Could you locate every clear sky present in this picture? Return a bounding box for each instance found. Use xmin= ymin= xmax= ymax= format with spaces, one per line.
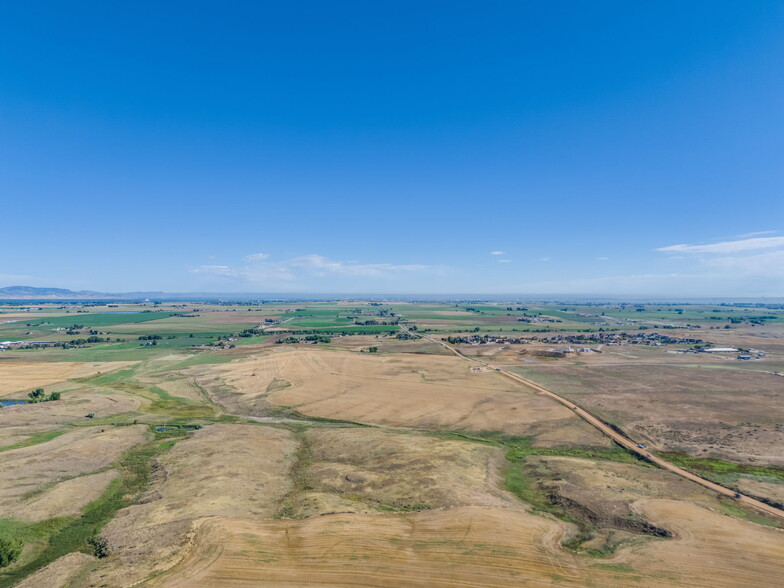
xmin=1 ymin=1 xmax=782 ymax=296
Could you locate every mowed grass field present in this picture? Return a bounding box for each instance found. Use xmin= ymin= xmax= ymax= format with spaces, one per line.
xmin=1 ymin=299 xmax=784 ymax=586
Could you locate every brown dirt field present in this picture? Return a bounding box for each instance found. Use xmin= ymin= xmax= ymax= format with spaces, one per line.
xmin=195 ymin=348 xmax=610 ymax=447
xmin=17 ymin=470 xmax=120 ymax=522
xmin=0 ymin=391 xmax=140 ymax=447
xmin=15 ymin=552 xmax=95 ymax=588
xmin=297 ymin=428 xmax=516 ymax=516
xmin=515 ymin=362 xmax=784 ymax=465
xmin=0 ymin=361 xmax=135 ymax=397
xmin=0 ymin=425 xmax=148 ymax=517
xmin=82 ymin=424 xmax=297 ymax=587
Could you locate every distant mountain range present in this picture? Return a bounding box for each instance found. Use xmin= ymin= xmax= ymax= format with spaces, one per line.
xmin=0 ymin=286 xmax=164 ymax=300
xmin=2 ymin=286 xmax=781 ymax=304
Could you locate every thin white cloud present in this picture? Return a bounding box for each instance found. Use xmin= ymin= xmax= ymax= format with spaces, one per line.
xmin=597 ymin=257 xmax=609 ymax=261
xmin=244 ymin=252 xmax=271 ymax=262
xmin=737 ymin=230 xmax=775 ymax=238
xmin=651 ymin=233 xmax=784 ymax=293
xmin=539 ymin=257 xmax=550 ymax=262
xmin=191 ymin=254 xmax=442 ymax=284
xmin=657 ymin=236 xmax=784 ymax=254
xmin=497 ymin=259 xmax=511 ymax=263
xmin=490 ymin=251 xmax=505 ymax=255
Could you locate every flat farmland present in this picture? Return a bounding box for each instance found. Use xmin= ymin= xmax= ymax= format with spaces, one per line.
xmin=194 ymin=348 xmax=610 ymax=446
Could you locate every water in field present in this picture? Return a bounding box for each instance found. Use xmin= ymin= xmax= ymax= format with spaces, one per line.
xmin=0 ymin=399 xmax=27 ymax=406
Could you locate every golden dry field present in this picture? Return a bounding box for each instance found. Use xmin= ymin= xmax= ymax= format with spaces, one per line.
xmin=0 ymin=362 xmax=135 ymax=397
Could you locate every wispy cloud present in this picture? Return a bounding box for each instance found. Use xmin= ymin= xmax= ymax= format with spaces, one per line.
xmin=597 ymin=257 xmax=609 ymax=261
xmin=191 ymin=254 xmax=442 ymax=285
xmin=497 ymin=259 xmax=511 ymax=263
xmin=244 ymin=252 xmax=271 ymax=262
xmin=657 ymin=236 xmax=784 ymax=254
xmin=490 ymin=251 xmax=505 ymax=255
xmin=654 ymin=234 xmax=784 ymax=289
xmin=737 ymin=230 xmax=776 ymax=238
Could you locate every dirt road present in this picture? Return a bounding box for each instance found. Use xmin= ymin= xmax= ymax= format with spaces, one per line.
xmin=404 ymin=326 xmax=784 ymax=521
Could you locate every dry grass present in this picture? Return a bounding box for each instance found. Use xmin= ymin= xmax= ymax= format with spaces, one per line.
xmin=82 ymin=424 xmax=298 ymax=587
xmin=293 ymin=428 xmax=515 ymax=516
xmin=0 ymin=425 xmax=148 ymax=519
xmin=0 ymin=361 xmax=135 ymax=397
xmin=517 ymin=361 xmax=784 ymax=464
xmin=17 ymin=470 xmax=120 ymax=522
xmin=0 ymin=391 xmax=140 ymax=447
xmin=14 ymin=552 xmax=95 ymax=588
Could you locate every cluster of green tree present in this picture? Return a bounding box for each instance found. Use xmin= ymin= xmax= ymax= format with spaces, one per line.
xmin=28 ymin=388 xmax=61 ymax=403
xmin=238 ymin=328 xmax=265 ymax=337
xmin=138 ymin=335 xmax=163 ymax=340
xmin=67 ymin=335 xmax=111 ymax=345
xmin=276 ymin=334 xmax=331 ymax=344
xmin=396 ymin=332 xmax=420 ymax=340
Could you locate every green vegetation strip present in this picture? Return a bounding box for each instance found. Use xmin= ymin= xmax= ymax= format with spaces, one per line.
xmin=659 ymin=452 xmax=784 ymax=482
xmin=431 ymin=429 xmax=650 ymax=465
xmin=0 ymin=429 xmax=70 ymax=453
xmin=0 ymin=438 xmax=177 ymax=587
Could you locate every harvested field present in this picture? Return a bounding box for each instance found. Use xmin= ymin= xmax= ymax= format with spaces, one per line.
xmin=148 ymin=503 xmax=784 ymax=587
xmin=629 ymin=499 xmax=784 ymax=586
xmin=195 ymin=349 xmax=610 ymax=447
xmin=146 ymin=507 xmax=590 ymax=587
xmin=0 ymin=361 xmax=135 ymax=397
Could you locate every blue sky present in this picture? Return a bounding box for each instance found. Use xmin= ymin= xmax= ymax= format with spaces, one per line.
xmin=1 ymin=1 xmax=782 ymax=296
